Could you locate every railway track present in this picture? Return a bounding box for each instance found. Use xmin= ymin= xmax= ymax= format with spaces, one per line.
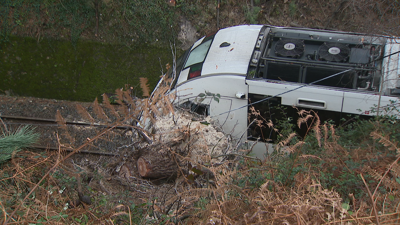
xmin=0 ymin=114 xmax=130 ymax=129
xmin=0 ymin=114 xmax=138 ymax=156
xmin=28 ymin=145 xmax=118 ymax=156
xmin=1 ymin=114 xmax=152 ymax=144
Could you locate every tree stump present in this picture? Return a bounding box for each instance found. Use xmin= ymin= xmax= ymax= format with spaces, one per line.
xmin=137 ymin=154 xmax=178 ymax=179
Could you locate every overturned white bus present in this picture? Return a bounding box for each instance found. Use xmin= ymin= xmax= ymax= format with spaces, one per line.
xmin=156 ymin=25 xmax=400 ymax=143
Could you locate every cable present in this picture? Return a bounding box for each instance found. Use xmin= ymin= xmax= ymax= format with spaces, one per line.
xmin=381 ymin=50 xmax=400 ymax=60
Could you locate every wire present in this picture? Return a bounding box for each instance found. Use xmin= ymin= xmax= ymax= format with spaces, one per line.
xmin=381 ymin=50 xmax=400 ymax=60
xmin=212 ymin=69 xmax=353 ymax=117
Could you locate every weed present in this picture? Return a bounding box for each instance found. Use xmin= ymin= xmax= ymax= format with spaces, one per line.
xmin=195 ymin=197 xmax=209 ymax=210
xmin=195 ymin=91 xmax=221 ymax=104
xmin=244 ymin=5 xmax=261 ymax=24
xmin=289 ymin=0 xmax=297 ymax=17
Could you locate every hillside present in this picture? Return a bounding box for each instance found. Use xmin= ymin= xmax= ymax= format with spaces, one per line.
xmin=2 ymin=0 xmax=400 ymax=48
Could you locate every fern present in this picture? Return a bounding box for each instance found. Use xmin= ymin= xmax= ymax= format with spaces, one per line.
xmin=55 ymin=109 xmax=74 ymax=144
xmin=102 ymin=93 xmax=119 ymax=118
xmin=312 ymin=113 xmax=321 ymax=147
xmin=370 ymin=131 xmax=399 ymax=152
xmin=0 ymin=125 xmax=39 ymax=163
xmin=115 ymin=88 xmax=125 ymax=105
xmin=364 ymin=166 xmax=400 ymax=190
xmin=139 ymin=77 xmax=150 ymax=97
xmin=92 ymin=97 xmax=109 ymax=121
xmin=76 ymin=104 xmax=95 ymax=123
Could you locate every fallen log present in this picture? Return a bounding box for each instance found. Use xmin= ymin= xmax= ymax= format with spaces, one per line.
xmin=137 ymin=153 xmax=178 ymax=179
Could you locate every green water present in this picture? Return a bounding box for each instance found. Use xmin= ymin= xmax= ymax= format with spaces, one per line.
xmin=0 ymin=36 xmax=172 ymax=102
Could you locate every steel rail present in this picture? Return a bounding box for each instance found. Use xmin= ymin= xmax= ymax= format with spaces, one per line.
xmin=0 ymin=114 xmax=130 ymax=129
xmin=1 ymin=114 xmax=153 ymax=144
xmin=28 ymin=145 xmax=118 ymax=156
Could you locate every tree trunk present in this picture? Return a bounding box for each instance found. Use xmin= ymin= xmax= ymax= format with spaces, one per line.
xmin=137 ymin=154 xmax=178 ymax=179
